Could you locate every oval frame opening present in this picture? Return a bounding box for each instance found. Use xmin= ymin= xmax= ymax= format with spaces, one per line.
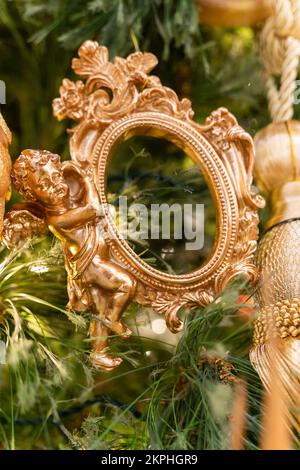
xmin=93 ymin=113 xmax=237 ymax=291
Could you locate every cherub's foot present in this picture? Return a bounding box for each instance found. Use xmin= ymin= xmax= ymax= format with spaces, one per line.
xmin=90 ymin=351 xmax=123 ymax=371
xmin=101 ymin=318 xmax=132 ymax=338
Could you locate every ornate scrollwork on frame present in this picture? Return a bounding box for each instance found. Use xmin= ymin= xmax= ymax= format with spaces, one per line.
xmin=5 ymin=41 xmax=264 ymax=370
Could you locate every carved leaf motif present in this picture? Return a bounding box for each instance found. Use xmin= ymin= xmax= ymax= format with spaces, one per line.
xmin=72 ymin=41 xmax=109 ymax=78
xmin=151 ymin=289 xmax=215 ymax=333
xmin=182 ymin=290 xmax=215 ymax=308
xmin=123 ymin=51 xmax=158 ymax=74
xmin=135 ymin=87 xmax=194 ymax=121
xmin=204 ymin=107 xmax=238 ymax=151
xmin=53 ymin=40 xmax=194 ymax=128
xmin=203 ymin=108 xmax=264 ymax=208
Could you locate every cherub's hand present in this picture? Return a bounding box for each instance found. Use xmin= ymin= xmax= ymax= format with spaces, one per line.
xmin=84 ymin=176 xmax=100 ymax=204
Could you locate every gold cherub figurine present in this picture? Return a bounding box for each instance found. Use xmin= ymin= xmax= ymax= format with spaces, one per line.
xmin=5 ymin=149 xmax=135 ymax=371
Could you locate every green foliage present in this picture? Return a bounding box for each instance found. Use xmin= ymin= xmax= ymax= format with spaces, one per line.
xmin=71 ymin=412 xmax=148 ymax=450
xmin=0 ymin=237 xmax=264 ymax=450
xmin=146 ymin=283 xmax=263 ymax=450
xmin=0 ymin=239 xmax=92 ymax=449
xmin=21 ymin=0 xmax=201 ymax=60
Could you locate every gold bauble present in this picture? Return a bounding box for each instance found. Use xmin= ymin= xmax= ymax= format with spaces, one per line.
xmin=198 ymin=0 xmax=272 ymax=27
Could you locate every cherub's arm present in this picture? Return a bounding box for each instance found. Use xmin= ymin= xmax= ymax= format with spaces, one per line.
xmin=61 ymin=161 xmax=104 ymax=217
xmin=83 ymin=176 xmax=104 ymax=216
xmin=50 ymin=205 xmax=101 ymax=230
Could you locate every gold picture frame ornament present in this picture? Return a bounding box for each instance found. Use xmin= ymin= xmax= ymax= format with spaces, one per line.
xmin=4 ymin=41 xmax=264 ymax=370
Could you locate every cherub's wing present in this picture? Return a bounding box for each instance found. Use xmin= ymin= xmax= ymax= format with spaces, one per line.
xmin=2 ymin=204 xmax=48 ymax=249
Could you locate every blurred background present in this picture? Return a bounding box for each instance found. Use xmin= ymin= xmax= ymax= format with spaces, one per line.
xmin=0 ymin=0 xmax=289 ymax=450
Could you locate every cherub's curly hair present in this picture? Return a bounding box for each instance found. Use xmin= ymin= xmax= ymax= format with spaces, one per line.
xmin=12 ymin=149 xmax=61 ymax=201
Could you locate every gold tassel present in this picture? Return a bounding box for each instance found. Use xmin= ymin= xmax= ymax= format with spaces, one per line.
xmin=251 ymin=120 xmax=300 ymax=432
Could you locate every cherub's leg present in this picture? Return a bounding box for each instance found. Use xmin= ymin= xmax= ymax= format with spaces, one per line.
xmin=84 ymin=257 xmax=136 ymax=370
xmin=89 ymin=287 xmax=108 ymax=349
xmin=106 ymin=278 xmax=136 ymax=328
xmin=85 ymin=258 xmax=136 ymax=336
xmin=89 ymin=287 xmax=123 ymax=371
xmin=97 ymin=270 xmax=136 ymax=341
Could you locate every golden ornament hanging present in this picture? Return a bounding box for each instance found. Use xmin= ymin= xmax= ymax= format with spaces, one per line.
xmin=249 ymin=0 xmax=300 ymax=428
xmin=3 ymin=41 xmax=264 ymax=371
xmin=198 ymin=0 xmax=272 ymax=27
xmin=251 ymin=122 xmax=300 ymax=420
xmin=0 ymin=112 xmax=12 ymax=237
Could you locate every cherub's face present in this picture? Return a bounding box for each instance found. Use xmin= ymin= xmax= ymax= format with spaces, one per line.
xmin=28 ymin=161 xmax=69 ymax=205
